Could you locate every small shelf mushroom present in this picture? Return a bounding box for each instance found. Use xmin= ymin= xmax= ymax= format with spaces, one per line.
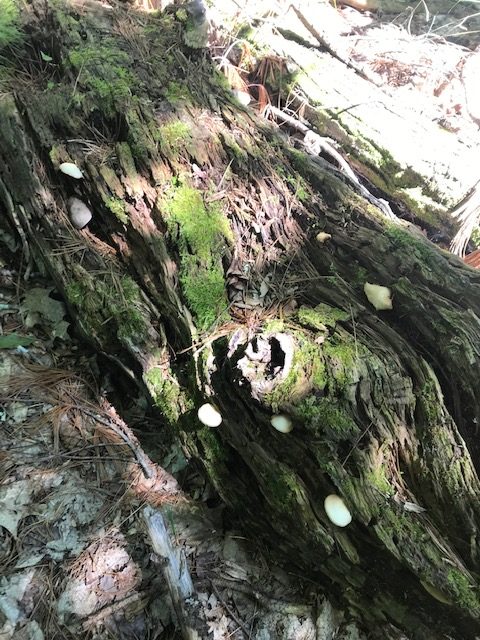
xmin=316 ymin=232 xmax=332 ymax=244
xmin=59 ymin=162 xmax=83 ymax=179
xmin=68 ymin=197 xmax=92 ymax=229
xmin=324 ymin=494 xmax=352 ymax=527
xmin=197 ymin=403 xmax=222 ymax=428
xmin=234 ymin=90 xmax=251 ymax=106
xmin=364 ymin=282 xmax=393 ymax=311
xmin=270 ymin=414 xmax=293 ymax=433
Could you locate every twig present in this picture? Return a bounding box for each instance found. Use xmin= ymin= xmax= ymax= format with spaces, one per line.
xmin=266 ymin=105 xmax=398 ymax=220
xmin=341 ymin=421 xmax=374 ymax=467
xmin=72 ymin=403 xmax=155 ymax=479
xmin=289 ymin=4 xmax=381 ymax=86
xmin=82 ymin=592 xmax=143 ymax=631
xmin=210 ymin=580 xmax=251 ymax=637
xmin=0 ymin=179 xmax=32 ymax=279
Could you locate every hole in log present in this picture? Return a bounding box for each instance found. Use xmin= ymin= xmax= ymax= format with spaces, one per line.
xmin=268 ymin=336 xmax=286 ymax=377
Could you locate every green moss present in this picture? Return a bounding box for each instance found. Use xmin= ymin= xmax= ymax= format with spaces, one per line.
xmin=417 ymin=379 xmax=441 ymax=425
xmin=365 ymin=465 xmax=393 ymax=496
xmin=164 ymin=81 xmax=192 ymax=106
xmin=115 ymin=142 xmax=145 ymax=194
xmin=281 ymin=172 xmax=309 ymax=202
xmin=374 ymin=508 xmax=479 ymax=611
xmin=288 ymin=147 xmax=316 ymax=175
xmin=145 ymin=367 xmax=191 ymax=423
xmin=198 ymin=426 xmax=226 ymax=464
xmin=339 ymin=139 xmax=451 ymax=225
xmin=164 ymin=183 xmax=232 ymax=329
xmin=264 ymin=308 xmax=360 ymax=411
xmin=65 ymin=280 xmax=101 ymax=333
xmin=298 ymin=397 xmax=358 ymax=440
xmin=446 ymin=569 xmax=480 ymax=612
xmin=183 ymin=424 xmax=231 ymax=501
xmin=297 ymin=304 xmax=349 ymax=331
xmin=106 ymin=197 xmax=128 ymax=224
xmin=116 ymin=142 xmax=137 ymax=176
xmin=266 ymin=334 xmax=326 ymax=411
xmin=166 ymin=184 xmax=232 ymax=258
xmin=375 ymin=510 xmax=434 ymax=563
xmin=126 ymin=107 xmax=157 ymax=160
xmin=49 ymin=145 xmax=64 ymax=166
xmin=159 ymin=120 xmax=192 ymax=155
xmin=385 ymin=225 xmax=434 ymax=261
xmin=0 ymin=0 xmax=22 ymax=50
xmin=68 ymin=44 xmax=135 ymax=118
xmin=32 ymin=85 xmax=79 ymax=134
xmin=181 ymin=256 xmax=227 ymax=329
xmin=0 ymin=95 xmax=35 ymax=201
xmin=322 ymin=338 xmax=358 ymax=390
xmin=263 ymin=319 xmax=285 ymax=333
xmin=221 ymin=133 xmax=249 ymax=168
xmin=259 ymin=461 xmax=305 ymax=513
xmin=66 ymin=273 xmax=147 ymax=344
xmin=116 ymin=276 xmax=147 ymax=340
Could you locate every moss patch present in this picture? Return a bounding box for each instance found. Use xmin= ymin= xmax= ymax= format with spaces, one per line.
xmin=258 ymin=459 xmax=307 ymax=514
xmin=298 ymin=304 xmax=349 ymax=331
xmin=68 ymin=44 xmax=135 ymax=119
xmin=164 ymin=183 xmax=232 ymax=330
xmin=298 ymin=397 xmax=358 ymax=440
xmin=106 ymin=197 xmax=128 ymax=224
xmin=145 ymin=366 xmax=192 ymax=423
xmin=0 ymin=0 xmax=22 ymax=50
xmin=265 ymin=333 xmax=326 ymax=411
xmin=66 ymin=271 xmax=147 ymax=345
xmin=365 ymin=465 xmax=393 ymax=496
xmin=159 ymin=120 xmax=192 ymax=155
xmin=322 ymin=337 xmax=358 ymax=392
xmin=164 ymin=81 xmax=192 ymax=106
xmin=446 ymin=569 xmax=480 ymax=613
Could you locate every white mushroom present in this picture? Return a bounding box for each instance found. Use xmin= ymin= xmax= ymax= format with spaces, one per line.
xmin=316 ymin=232 xmax=332 ymax=244
xmin=197 ymin=403 xmax=222 ymax=428
xmin=68 ymin=197 xmax=92 ymax=229
xmin=270 ymin=414 xmax=293 ymax=433
xmin=324 ymin=494 xmax=352 ymax=527
xmin=59 ymin=162 xmax=83 ymax=179
xmin=234 ymin=90 xmax=251 ymax=106
xmin=364 ymin=282 xmax=393 ymax=311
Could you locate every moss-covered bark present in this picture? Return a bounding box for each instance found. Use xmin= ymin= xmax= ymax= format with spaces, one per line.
xmin=2 ymin=1 xmax=480 ymax=638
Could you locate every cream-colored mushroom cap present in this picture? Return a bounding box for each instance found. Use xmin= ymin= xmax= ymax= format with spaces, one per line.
xmin=68 ymin=197 xmax=92 ymax=229
xmin=324 ymin=494 xmax=352 ymax=527
xmin=364 ymin=282 xmax=393 ymax=311
xmin=234 ymin=90 xmax=251 ymax=106
xmin=197 ymin=403 xmax=222 ymax=428
xmin=316 ymin=232 xmax=332 ymax=244
xmin=270 ymin=414 xmax=293 ymax=433
xmin=59 ymin=162 xmax=83 ymax=179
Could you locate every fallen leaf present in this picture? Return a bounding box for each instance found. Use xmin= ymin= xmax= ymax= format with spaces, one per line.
xmin=0 ymin=333 xmax=35 ymax=349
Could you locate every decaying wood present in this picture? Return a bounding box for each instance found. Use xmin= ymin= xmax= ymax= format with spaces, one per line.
xmin=143 ymin=506 xmax=205 ymax=640
xmin=2 ymin=1 xmax=480 ymax=638
xmin=238 ymin=1 xmax=480 ymax=240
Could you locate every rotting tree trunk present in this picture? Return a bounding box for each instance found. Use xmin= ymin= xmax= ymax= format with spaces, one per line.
xmin=240 ymin=0 xmax=480 ymax=240
xmin=2 ymin=1 xmax=480 ymax=638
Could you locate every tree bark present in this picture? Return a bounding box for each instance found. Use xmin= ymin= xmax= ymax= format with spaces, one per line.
xmin=2 ymin=1 xmax=480 ymax=638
